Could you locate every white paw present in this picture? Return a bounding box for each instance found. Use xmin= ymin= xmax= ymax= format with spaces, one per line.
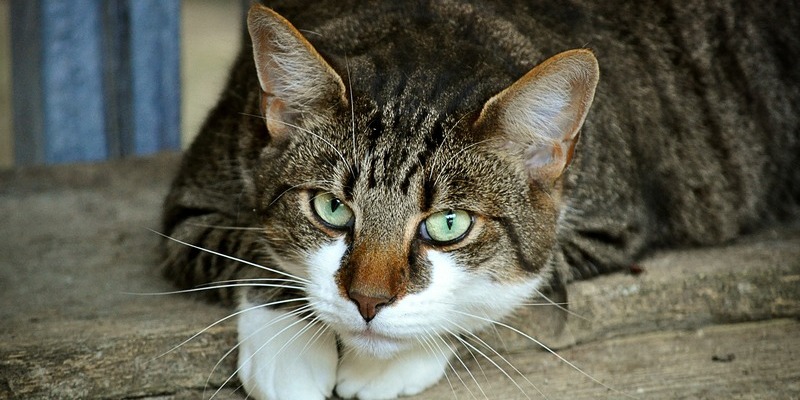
xmin=237 ymin=305 xmax=337 ymax=400
xmin=335 ymin=342 xmax=451 ymax=399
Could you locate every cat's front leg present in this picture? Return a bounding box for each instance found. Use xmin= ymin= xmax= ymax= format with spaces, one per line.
xmin=335 ymin=341 xmax=451 ymax=400
xmin=237 ymin=304 xmax=337 ymax=400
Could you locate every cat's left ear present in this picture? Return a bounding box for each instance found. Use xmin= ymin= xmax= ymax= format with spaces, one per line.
xmin=247 ymin=5 xmax=347 ymax=143
xmin=477 ymin=49 xmax=599 ymax=185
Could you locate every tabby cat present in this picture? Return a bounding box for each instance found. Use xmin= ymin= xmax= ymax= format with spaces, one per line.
xmin=161 ymin=0 xmax=800 ymax=399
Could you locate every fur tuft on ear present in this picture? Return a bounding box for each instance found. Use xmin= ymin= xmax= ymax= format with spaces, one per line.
xmin=247 ymin=5 xmax=346 ymax=141
xmin=478 ymin=49 xmax=599 ymax=184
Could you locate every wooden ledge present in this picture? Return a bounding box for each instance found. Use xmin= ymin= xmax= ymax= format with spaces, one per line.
xmin=1 ymin=154 xmax=798 ymax=399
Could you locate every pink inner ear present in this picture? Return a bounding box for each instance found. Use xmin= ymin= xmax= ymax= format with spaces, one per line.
xmin=525 ymin=144 xmax=557 ymax=169
xmin=263 ymin=96 xmax=291 ymax=143
xmin=524 ymin=139 xmax=569 ymax=182
xmin=480 ymin=50 xmax=598 ymax=184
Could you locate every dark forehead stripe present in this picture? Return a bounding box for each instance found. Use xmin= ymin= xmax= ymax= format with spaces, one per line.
xmin=342 ymin=165 xmax=359 ymax=201
xmin=361 ymin=105 xmax=449 ymax=194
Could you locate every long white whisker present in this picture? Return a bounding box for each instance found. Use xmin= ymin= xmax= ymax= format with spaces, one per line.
xmin=428 ymin=110 xmax=475 ymax=181
xmin=155 ymin=299 xmax=309 ymax=362
xmin=297 ymin=320 xmax=329 ymax=358
xmin=204 ymin=305 xmax=313 ymax=399
xmin=183 ymin=222 xmax=265 ymax=231
xmin=346 ymin=55 xmax=357 ymax=162
xmin=432 ymin=138 xmax=499 ymax=188
xmin=241 ymin=111 xmax=353 ymax=177
xmin=265 ymin=116 xmax=354 ymax=176
xmin=195 ymin=277 xmax=307 ymax=287
xmin=452 ymin=310 xmax=632 ymax=398
xmin=228 ymin=313 xmax=322 ymax=398
xmin=210 ymin=307 xmax=316 ymax=400
xmin=421 ymin=333 xmax=460 ymax=400
xmin=532 ymin=288 xmax=590 ymax=321
xmin=445 ymin=320 xmax=541 ymax=400
xmin=151 ymin=229 xmax=310 ymax=284
xmin=126 ymin=283 xmax=305 ymax=296
xmin=426 ymin=329 xmax=477 ymax=400
xmin=457 ymin=320 xmax=545 ymax=396
xmin=416 ymin=335 xmax=458 ymax=400
xmin=436 ymin=328 xmax=488 ymax=400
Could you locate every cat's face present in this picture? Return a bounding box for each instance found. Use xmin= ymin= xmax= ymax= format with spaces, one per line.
xmin=245 ymin=5 xmax=598 ymax=358
xmin=252 ymin=104 xmax=557 ymax=357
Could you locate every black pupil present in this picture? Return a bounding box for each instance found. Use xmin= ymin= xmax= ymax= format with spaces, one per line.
xmin=445 ymin=211 xmax=455 ymax=230
xmin=330 ymin=198 xmax=341 ymax=213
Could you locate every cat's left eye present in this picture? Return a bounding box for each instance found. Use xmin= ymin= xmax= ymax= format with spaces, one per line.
xmin=311 ymin=191 xmax=354 ymax=229
xmin=420 ymin=209 xmax=473 ymax=245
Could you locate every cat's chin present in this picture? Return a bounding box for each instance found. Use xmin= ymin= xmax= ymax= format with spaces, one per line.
xmin=338 ymin=329 xmax=412 ymax=359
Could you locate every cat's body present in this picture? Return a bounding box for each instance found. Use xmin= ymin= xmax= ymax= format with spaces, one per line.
xmin=162 ymin=1 xmax=800 ymax=399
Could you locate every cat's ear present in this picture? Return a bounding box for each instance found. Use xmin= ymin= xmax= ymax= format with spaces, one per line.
xmin=477 ymin=49 xmax=599 ymax=184
xmin=247 ymin=5 xmax=347 ymax=142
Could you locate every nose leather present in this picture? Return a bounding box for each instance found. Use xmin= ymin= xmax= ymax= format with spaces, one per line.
xmin=348 ymin=290 xmax=393 ymax=322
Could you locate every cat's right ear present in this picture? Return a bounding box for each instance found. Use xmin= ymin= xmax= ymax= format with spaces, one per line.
xmin=247 ymin=5 xmax=347 ymax=143
xmin=476 ymin=49 xmax=599 ymax=186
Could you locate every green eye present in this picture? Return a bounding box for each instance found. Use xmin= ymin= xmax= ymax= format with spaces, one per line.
xmin=421 ymin=210 xmax=472 ymax=244
xmin=312 ymin=192 xmax=354 ymax=228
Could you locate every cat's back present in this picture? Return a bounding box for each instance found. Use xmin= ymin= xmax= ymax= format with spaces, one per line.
xmin=172 ymin=0 xmax=799 ymax=280
xmin=275 ymin=0 xmax=800 ymax=243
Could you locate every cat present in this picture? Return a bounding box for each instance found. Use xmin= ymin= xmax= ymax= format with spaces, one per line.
xmin=161 ymin=0 xmax=800 ymax=399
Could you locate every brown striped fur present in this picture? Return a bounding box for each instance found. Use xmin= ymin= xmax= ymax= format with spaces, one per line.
xmin=162 ymin=0 xmax=800 ymax=351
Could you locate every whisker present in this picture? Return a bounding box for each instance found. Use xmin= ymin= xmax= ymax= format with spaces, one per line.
xmin=297 ymin=320 xmax=329 ymax=358
xmin=268 ymin=179 xmax=339 ymax=207
xmin=436 ymin=328 xmax=488 ymax=400
xmin=210 ymin=307 xmax=316 ymax=400
xmin=204 ymin=305 xmax=313 ymax=399
xmin=195 ymin=277 xmax=307 ymax=288
xmin=270 ymin=116 xmax=354 ymax=177
xmin=228 ymin=312 xmax=322 ymax=398
xmin=432 ymin=138 xmax=500 ymax=188
xmin=416 ymin=335 xmax=458 ymax=400
xmin=452 ymin=310 xmax=633 ymax=398
xmin=155 ymin=299 xmax=309 ymax=362
xmin=425 ymin=328 xmax=477 ymax=400
xmin=445 ymin=319 xmax=542 ymax=400
xmin=150 ymin=229 xmax=310 ymax=284
xmin=531 ymin=288 xmax=591 ymax=322
xmin=428 ymin=110 xmax=476 ymax=181
xmin=345 ymin=56 xmax=357 ymax=162
xmin=183 ymin=222 xmax=265 ymax=231
xmin=125 ymin=283 xmax=305 ymax=297
xmin=240 ymin=111 xmax=353 ymax=176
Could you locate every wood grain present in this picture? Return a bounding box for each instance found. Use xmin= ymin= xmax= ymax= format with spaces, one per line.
xmin=1 ymin=155 xmax=798 ymax=399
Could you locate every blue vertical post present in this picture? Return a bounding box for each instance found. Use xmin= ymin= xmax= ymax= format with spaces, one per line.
xmin=12 ymin=0 xmax=108 ymax=164
xmin=10 ymin=0 xmax=181 ymax=166
xmin=128 ymin=0 xmax=181 ymax=155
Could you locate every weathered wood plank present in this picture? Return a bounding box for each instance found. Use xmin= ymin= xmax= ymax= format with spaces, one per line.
xmin=0 ymin=155 xmax=798 ymax=399
xmin=418 ymin=319 xmax=800 ymax=400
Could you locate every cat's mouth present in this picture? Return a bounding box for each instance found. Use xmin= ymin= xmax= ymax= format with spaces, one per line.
xmin=340 ymin=327 xmax=410 ymax=358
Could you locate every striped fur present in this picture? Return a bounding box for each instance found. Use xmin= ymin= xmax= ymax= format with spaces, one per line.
xmin=161 ymin=1 xmax=800 ymax=398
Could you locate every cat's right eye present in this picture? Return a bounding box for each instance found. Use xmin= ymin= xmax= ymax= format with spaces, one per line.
xmin=420 ymin=209 xmax=473 ymax=245
xmin=311 ymin=191 xmax=354 ymax=229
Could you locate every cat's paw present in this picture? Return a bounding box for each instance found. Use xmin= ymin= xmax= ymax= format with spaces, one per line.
xmin=237 ymin=305 xmax=337 ymax=400
xmin=335 ymin=343 xmax=451 ymax=399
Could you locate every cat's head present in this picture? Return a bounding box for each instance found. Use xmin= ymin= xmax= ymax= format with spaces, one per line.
xmin=245 ymin=5 xmax=598 ymax=358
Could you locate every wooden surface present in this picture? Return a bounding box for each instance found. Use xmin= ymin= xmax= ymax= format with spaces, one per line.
xmin=1 ymin=154 xmax=799 ymax=399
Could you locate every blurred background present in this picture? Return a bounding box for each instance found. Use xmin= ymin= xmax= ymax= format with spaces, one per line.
xmin=0 ymin=0 xmax=242 ymax=168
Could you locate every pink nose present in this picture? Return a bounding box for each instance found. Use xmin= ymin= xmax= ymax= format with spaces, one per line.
xmin=348 ymin=290 xmax=393 ymax=322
